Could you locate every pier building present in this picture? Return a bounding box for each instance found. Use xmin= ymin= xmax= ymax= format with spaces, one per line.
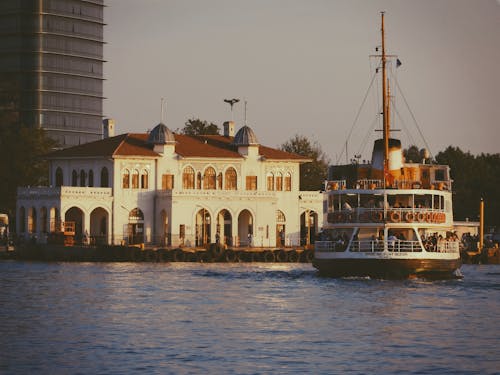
xmin=16 ymin=121 xmax=323 ymax=248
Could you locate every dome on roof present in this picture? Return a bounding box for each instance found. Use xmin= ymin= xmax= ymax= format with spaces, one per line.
xmin=148 ymin=122 xmax=175 ymax=144
xmin=233 ymin=125 xmax=259 ymax=146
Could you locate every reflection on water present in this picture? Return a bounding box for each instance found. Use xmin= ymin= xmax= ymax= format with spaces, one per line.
xmin=0 ymin=262 xmax=498 ymax=374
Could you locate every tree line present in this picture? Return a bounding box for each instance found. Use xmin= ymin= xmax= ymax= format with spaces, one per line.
xmin=0 ymin=117 xmax=498 ymax=229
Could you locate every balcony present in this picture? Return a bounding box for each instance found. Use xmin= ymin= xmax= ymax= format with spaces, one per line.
xmin=18 ymin=186 xmax=112 ymax=199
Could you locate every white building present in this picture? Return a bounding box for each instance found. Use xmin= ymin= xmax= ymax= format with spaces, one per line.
xmin=16 ymin=121 xmax=323 ymax=248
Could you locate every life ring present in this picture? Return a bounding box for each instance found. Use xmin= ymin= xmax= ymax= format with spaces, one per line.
xmin=417 ymin=212 xmax=426 ymax=222
xmin=405 ymin=212 xmax=414 ymax=223
xmin=426 ymin=212 xmax=432 ymax=222
xmin=390 ymin=211 xmax=401 ymax=223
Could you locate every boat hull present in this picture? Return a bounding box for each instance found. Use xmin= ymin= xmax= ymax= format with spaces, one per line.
xmin=312 ymin=257 xmax=461 ymax=279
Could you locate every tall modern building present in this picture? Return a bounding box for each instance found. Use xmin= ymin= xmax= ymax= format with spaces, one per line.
xmin=0 ymin=0 xmax=104 ymax=147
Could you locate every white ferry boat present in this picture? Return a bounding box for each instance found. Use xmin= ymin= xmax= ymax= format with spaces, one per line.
xmin=313 ymin=13 xmax=461 ymax=278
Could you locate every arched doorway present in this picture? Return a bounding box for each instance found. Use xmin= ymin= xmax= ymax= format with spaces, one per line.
xmin=90 ymin=207 xmax=108 ymax=245
xmin=276 ymin=210 xmax=286 ymax=247
xmin=128 ymin=208 xmax=144 ymax=245
xmin=195 ymin=208 xmax=211 ymax=247
xmin=196 ymin=208 xmax=212 ymax=246
xmin=300 ymin=210 xmax=318 ymax=246
xmin=216 ymin=209 xmax=232 ymax=246
xmin=65 ymin=207 xmax=84 ymax=243
xmin=28 ymin=207 xmax=37 ymax=234
xmin=160 ymin=209 xmax=170 ymax=246
xmin=49 ymin=207 xmax=60 ymax=232
xmin=238 ymin=209 xmax=253 ymax=247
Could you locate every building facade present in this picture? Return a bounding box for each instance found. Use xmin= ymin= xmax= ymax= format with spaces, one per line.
xmin=0 ymin=0 xmax=104 ymax=147
xmin=16 ymin=122 xmax=323 ymax=248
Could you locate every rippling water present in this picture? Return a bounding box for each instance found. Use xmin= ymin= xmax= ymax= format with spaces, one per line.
xmin=0 ymin=261 xmax=498 ymax=375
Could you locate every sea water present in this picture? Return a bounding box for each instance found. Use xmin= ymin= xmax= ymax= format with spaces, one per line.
xmin=0 ymin=262 xmax=498 ymax=374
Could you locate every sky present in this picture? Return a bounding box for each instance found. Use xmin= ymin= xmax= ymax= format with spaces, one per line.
xmin=103 ymin=0 xmax=500 ymax=163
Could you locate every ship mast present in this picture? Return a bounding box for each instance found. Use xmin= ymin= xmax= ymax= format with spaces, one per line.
xmin=381 ymin=12 xmax=390 ymax=187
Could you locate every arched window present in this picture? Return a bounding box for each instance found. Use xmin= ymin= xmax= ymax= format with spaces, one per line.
xmin=80 ymin=170 xmax=86 ymax=187
xmin=224 ymin=167 xmax=237 ymax=190
xmin=276 ymin=172 xmax=283 ymax=191
xmin=182 ymin=166 xmax=195 ymax=189
xmin=140 ymin=170 xmax=148 ymax=189
xmin=55 ymin=167 xmax=63 ymax=187
xmin=203 ymin=167 xmax=216 ymax=190
xmin=122 ymin=169 xmax=130 ymax=189
xmin=88 ymin=170 xmax=94 ymax=187
xmin=131 ymin=169 xmax=139 ymax=189
xmin=129 ymin=208 xmax=144 ymax=221
xmin=28 ymin=207 xmax=37 ymax=233
xmin=196 ymin=172 xmax=202 ymax=189
xmin=284 ymin=172 xmax=292 ymax=191
xmin=101 ymin=167 xmax=109 ymax=187
xmin=276 ymin=210 xmax=286 ymax=223
xmin=267 ymin=172 xmax=274 ymax=191
xmin=72 ymin=170 xmax=78 ymax=186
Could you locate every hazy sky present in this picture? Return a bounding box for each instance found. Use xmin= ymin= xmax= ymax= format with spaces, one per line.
xmin=103 ymin=0 xmax=500 ymax=162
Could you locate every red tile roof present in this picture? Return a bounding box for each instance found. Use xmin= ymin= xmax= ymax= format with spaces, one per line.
xmin=46 ymin=132 xmax=310 ymax=162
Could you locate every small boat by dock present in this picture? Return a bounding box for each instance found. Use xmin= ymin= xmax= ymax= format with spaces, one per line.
xmin=313 ymin=13 xmax=461 ymax=278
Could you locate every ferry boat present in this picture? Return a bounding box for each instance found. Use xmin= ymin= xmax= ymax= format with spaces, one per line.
xmin=313 ymin=13 xmax=461 ymax=278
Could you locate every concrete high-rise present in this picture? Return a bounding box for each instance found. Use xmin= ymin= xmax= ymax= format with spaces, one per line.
xmin=0 ymin=0 xmax=104 ymax=147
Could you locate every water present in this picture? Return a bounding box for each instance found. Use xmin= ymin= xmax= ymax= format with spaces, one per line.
xmin=0 ymin=262 xmax=498 ymax=375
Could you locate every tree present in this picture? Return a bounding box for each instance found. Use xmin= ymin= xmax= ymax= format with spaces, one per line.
xmin=181 ymin=118 xmax=220 ymax=135
xmin=280 ymin=135 xmax=329 ymax=191
xmin=436 ymin=146 xmax=500 ymax=227
xmin=0 ymin=111 xmax=57 ymax=223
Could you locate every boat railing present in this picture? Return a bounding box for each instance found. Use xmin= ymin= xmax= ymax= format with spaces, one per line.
xmin=327 ymin=208 xmax=447 ymax=224
xmin=315 ymin=241 xmax=348 ymax=252
xmin=423 ymin=240 xmax=460 ymax=253
xmin=349 ymin=240 xmax=385 ymax=252
xmin=325 ymin=180 xmax=347 ymax=191
xmin=350 ymin=240 xmax=422 ymax=252
xmin=324 ymin=179 xmax=452 ymax=191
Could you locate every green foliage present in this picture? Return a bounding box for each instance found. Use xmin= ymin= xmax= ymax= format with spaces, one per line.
xmin=280 ymin=134 xmax=329 ymax=191
xmin=403 ymin=145 xmax=421 ymax=163
xmin=436 ymin=146 xmax=500 ymax=227
xmin=181 ymin=118 xmax=220 ymax=135
xmin=0 ymin=123 xmax=57 ymax=218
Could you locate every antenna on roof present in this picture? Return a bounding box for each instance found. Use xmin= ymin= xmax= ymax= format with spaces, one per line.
xmin=244 ymin=100 xmax=248 ymax=126
xmin=223 ymin=98 xmax=239 ymax=121
xmin=160 ymin=98 xmax=166 ymax=124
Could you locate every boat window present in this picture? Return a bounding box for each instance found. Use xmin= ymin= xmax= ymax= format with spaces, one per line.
xmin=322 ymin=228 xmax=354 ymax=242
xmin=360 ymin=194 xmax=384 ymax=209
xmin=434 ymin=169 xmax=445 ymax=181
xmin=388 ymin=228 xmax=418 ymax=241
xmin=387 ymin=194 xmax=412 ymax=208
xmin=357 ymin=228 xmax=382 ymax=241
xmin=414 ymin=194 xmax=432 ymax=209
xmin=342 ymin=195 xmax=357 ymax=210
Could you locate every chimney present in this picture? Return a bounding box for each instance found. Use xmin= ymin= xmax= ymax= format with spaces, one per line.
xmin=223 ymin=121 xmax=235 ymax=137
xmin=103 ymin=118 xmax=115 ymax=138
